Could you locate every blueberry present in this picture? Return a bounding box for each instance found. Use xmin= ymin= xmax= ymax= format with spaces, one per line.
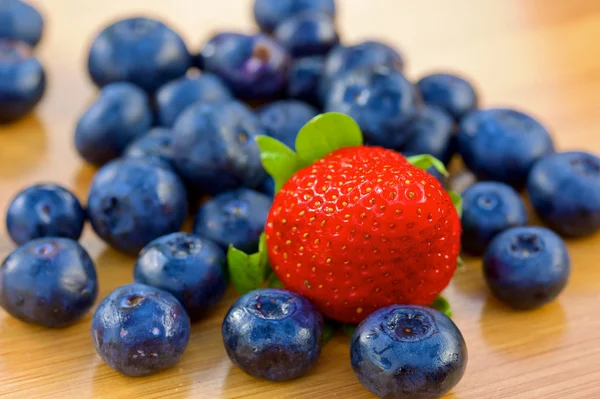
xmin=274 ymin=11 xmax=339 ymax=58
xmin=6 ymin=183 xmax=86 ymax=245
xmin=87 ymin=158 xmax=187 ymax=255
xmin=351 ymin=305 xmax=467 ymax=399
xmin=257 ymin=100 xmax=318 ymax=150
xmin=200 ymin=32 xmax=290 ymax=100
xmin=287 ymin=56 xmax=324 ymax=106
xmin=222 ymin=288 xmax=323 ymax=381
xmin=0 ymin=40 xmax=45 ymax=123
xmin=91 ymin=283 xmax=190 ymax=377
xmin=417 ymin=73 xmax=478 ymax=121
xmin=134 ymin=232 xmax=226 ymax=321
xmin=87 ymin=17 xmax=191 ymax=92
xmin=253 ymin=0 xmax=336 ymax=33
xmin=193 ymin=189 xmax=272 ymax=253
xmin=123 ymin=127 xmax=176 ymax=171
xmin=326 ymin=66 xmax=418 ymax=148
xmin=172 ymin=100 xmax=265 ymax=195
xmin=75 ymin=82 xmax=152 ymax=166
xmin=483 ymin=227 xmax=570 ymax=310
xmin=461 ymin=182 xmax=527 ymax=255
xmin=259 ymin=176 xmax=275 ymax=197
xmin=458 ymin=108 xmax=555 ymax=188
xmin=527 ymin=151 xmax=600 ymax=237
xmin=319 ymin=41 xmax=404 ymax=103
xmin=0 ymin=238 xmax=98 ymax=328
xmin=0 ymin=0 xmax=44 ymax=47
xmin=155 ymin=73 xmax=232 ymax=127
xmin=400 ymin=105 xmax=456 ymax=165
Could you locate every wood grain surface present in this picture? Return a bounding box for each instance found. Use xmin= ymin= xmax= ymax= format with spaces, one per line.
xmin=1 ymin=1 xmax=600 ymax=398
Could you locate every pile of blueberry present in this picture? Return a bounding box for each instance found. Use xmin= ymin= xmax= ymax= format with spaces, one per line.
xmin=1 ymin=0 xmax=600 ymax=397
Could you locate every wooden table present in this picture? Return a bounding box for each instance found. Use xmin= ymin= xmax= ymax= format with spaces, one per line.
xmin=1 ymin=1 xmax=599 ymax=397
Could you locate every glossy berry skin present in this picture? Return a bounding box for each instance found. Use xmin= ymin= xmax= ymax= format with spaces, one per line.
xmin=417 ymin=73 xmax=478 ymax=121
xmin=193 ymin=189 xmax=272 ymax=253
xmin=200 ymin=32 xmax=290 ymax=100
xmin=0 ymin=0 xmax=44 ymax=47
xmin=0 ymin=238 xmax=98 ymax=328
xmin=0 ymin=40 xmax=45 ymax=123
xmin=222 ymin=288 xmax=323 ymax=381
xmin=461 ymin=182 xmax=527 ymax=256
xmin=123 ymin=127 xmax=175 ymax=171
xmin=274 ymin=11 xmax=339 ymax=58
xmin=134 ymin=233 xmax=226 ymax=321
xmin=527 ymin=151 xmax=600 ymax=237
xmin=257 ymin=100 xmax=318 ymax=150
xmin=6 ymin=184 xmax=86 ymax=245
xmin=319 ymin=41 xmax=404 ymax=103
xmin=87 ymin=158 xmax=187 ymax=255
xmin=287 ymin=56 xmax=324 ymax=106
xmin=75 ymin=82 xmax=152 ymax=166
xmin=483 ymin=227 xmax=570 ymax=310
xmin=326 ymin=67 xmax=418 ymax=148
xmin=351 ymin=305 xmax=467 ymax=399
xmin=253 ymin=0 xmax=336 ymax=33
xmin=87 ymin=17 xmax=191 ymax=92
xmin=91 ymin=283 xmax=190 ymax=377
xmin=155 ymin=73 xmax=232 ymax=127
xmin=172 ymin=101 xmax=265 ymax=195
xmin=458 ymin=108 xmax=555 ymax=188
xmin=266 ymin=147 xmax=461 ymax=323
xmin=400 ymin=105 xmax=456 ymax=165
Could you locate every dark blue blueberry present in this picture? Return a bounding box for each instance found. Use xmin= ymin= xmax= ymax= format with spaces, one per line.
xmin=274 ymin=11 xmax=339 ymax=58
xmin=417 ymin=73 xmax=478 ymax=121
xmin=461 ymin=182 xmax=527 ymax=255
xmin=172 ymin=100 xmax=266 ymax=195
xmin=134 ymin=232 xmax=226 ymax=321
xmin=527 ymin=151 xmax=600 ymax=237
xmin=259 ymin=176 xmax=275 ymax=197
xmin=287 ymin=56 xmax=324 ymax=106
xmin=0 ymin=238 xmax=98 ymax=328
xmin=155 ymin=73 xmax=232 ymax=127
xmin=319 ymin=41 xmax=404 ymax=103
xmin=0 ymin=40 xmax=45 ymax=123
xmin=87 ymin=17 xmax=192 ymax=92
xmin=325 ymin=66 xmax=418 ymax=148
xmin=87 ymin=158 xmax=187 ymax=255
xmin=91 ymin=283 xmax=190 ymax=377
xmin=75 ymin=82 xmax=152 ymax=166
xmin=458 ymin=108 xmax=555 ymax=188
xmin=483 ymin=227 xmax=570 ymax=310
xmin=6 ymin=183 xmax=86 ymax=245
xmin=351 ymin=305 xmax=467 ymax=399
xmin=253 ymin=0 xmax=336 ymax=33
xmin=426 ymin=167 xmax=446 ymax=187
xmin=0 ymin=0 xmax=44 ymax=47
xmin=257 ymin=99 xmax=318 ymax=150
xmin=400 ymin=105 xmax=456 ymax=165
xmin=222 ymin=288 xmax=323 ymax=381
xmin=193 ymin=189 xmax=272 ymax=253
xmin=123 ymin=127 xmax=175 ymax=171
xmin=200 ymin=32 xmax=290 ymax=100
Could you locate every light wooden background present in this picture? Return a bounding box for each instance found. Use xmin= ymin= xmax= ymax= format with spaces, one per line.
xmin=1 ymin=1 xmax=600 ymax=398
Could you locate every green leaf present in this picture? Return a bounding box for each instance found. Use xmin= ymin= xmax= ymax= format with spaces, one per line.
xmin=449 ymin=190 xmax=463 ymax=218
xmin=430 ymin=295 xmax=452 ymax=318
xmin=295 ymin=112 xmax=363 ymax=167
xmin=457 ymin=256 xmax=465 ymax=269
xmin=227 ymin=233 xmax=271 ymax=294
xmin=256 ymin=136 xmax=301 ymax=193
xmin=407 ymin=154 xmax=449 ymax=177
xmin=342 ymin=324 xmax=357 ymax=338
xmin=268 ymin=274 xmax=285 ymax=288
xmin=322 ymin=320 xmax=337 ymax=344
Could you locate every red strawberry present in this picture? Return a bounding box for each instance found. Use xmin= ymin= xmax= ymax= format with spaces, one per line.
xmin=265 ymin=146 xmax=461 ymax=324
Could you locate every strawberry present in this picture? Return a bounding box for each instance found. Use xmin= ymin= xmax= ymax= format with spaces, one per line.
xmin=264 ymin=146 xmax=461 ymax=323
